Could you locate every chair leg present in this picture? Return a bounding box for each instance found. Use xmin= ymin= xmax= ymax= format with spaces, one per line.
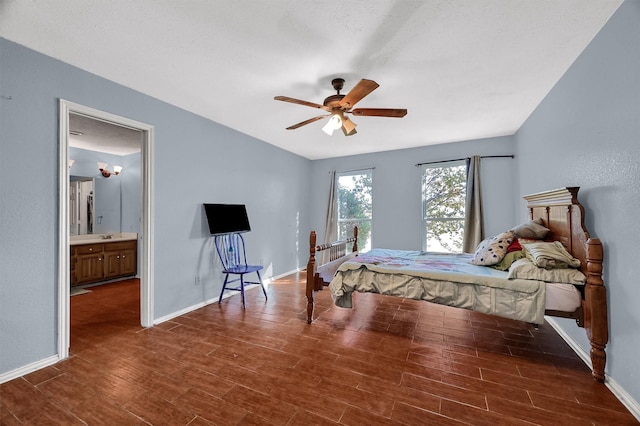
xmin=256 ymin=270 xmax=267 ymax=300
xmin=218 ymin=274 xmax=230 ymax=304
xmin=239 ymin=275 xmax=246 ymax=309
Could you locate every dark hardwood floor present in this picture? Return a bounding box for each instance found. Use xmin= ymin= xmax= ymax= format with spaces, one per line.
xmin=1 ymin=274 xmax=637 ymax=425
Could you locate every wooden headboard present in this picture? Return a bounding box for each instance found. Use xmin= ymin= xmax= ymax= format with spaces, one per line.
xmin=523 ymin=187 xmax=608 ymax=382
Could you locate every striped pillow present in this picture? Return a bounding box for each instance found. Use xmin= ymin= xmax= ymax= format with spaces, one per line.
xmin=521 ymin=241 xmax=581 ymax=269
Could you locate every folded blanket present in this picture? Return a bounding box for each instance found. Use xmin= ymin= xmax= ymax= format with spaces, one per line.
xmin=521 ymin=241 xmax=581 ymax=269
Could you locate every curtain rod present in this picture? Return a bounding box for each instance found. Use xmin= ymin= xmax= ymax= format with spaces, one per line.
xmin=332 ymin=166 xmax=376 ymax=174
xmin=415 ymin=155 xmax=514 ymax=167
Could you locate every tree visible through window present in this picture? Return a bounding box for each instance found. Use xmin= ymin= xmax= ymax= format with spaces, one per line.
xmin=421 ymin=162 xmax=466 ymax=253
xmin=337 ymin=170 xmax=372 ymax=252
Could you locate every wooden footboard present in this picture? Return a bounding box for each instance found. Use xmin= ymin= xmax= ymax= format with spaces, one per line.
xmin=306 ymin=227 xmax=358 ymax=324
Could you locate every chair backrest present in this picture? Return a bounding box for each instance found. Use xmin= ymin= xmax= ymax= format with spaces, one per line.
xmin=214 ymin=233 xmax=248 ymax=269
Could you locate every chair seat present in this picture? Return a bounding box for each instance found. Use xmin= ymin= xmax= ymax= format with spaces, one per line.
xmin=224 ymin=265 xmax=263 ymax=274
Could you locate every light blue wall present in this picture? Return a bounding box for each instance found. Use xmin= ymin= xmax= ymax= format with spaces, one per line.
xmin=0 ymin=38 xmax=311 ymax=374
xmin=2 ymin=0 xmax=639 ymax=409
xmin=514 ymin=0 xmax=640 ymax=406
xmin=310 ymin=137 xmax=517 ymax=250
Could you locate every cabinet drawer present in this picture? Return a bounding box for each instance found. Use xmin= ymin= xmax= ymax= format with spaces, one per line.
xmin=103 ymin=240 xmax=137 ymax=251
xmin=75 ymin=244 xmax=103 ymax=255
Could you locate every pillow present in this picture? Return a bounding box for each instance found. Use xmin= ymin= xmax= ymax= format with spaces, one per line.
xmin=507 ymin=258 xmax=586 ymax=284
xmin=470 ymin=231 xmax=514 ymax=266
xmin=517 ymin=238 xmax=543 ymax=245
xmin=490 ymin=250 xmax=525 ymax=271
xmin=506 ymin=239 xmax=522 ymax=253
xmin=521 ymin=241 xmax=581 ymax=269
xmin=510 ymin=218 xmax=550 ymax=239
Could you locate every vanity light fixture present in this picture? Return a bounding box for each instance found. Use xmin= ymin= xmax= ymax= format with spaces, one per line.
xmin=97 ymin=161 xmax=123 ymax=178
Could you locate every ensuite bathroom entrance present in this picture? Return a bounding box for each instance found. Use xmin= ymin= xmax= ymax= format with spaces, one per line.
xmin=58 ymin=100 xmax=154 ymax=359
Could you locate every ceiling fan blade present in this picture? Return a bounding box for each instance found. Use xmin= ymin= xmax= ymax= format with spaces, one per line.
xmin=351 ymin=108 xmax=407 ymax=118
xmin=285 ymin=114 xmax=329 ymax=130
xmin=339 ymin=79 xmax=379 ymax=109
xmin=274 ymin=96 xmax=331 ymax=111
xmin=341 ymin=116 xmax=357 ymax=136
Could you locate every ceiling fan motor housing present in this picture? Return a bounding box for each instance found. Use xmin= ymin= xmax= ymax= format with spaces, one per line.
xmin=325 ymin=78 xmax=347 ymax=108
xmin=324 ymin=94 xmax=345 ymax=108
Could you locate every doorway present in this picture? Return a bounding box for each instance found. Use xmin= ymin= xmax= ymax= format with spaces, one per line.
xmin=58 ymin=100 xmax=154 ymax=359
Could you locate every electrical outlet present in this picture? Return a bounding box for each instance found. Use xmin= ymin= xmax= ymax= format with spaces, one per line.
xmin=195 ymin=275 xmax=200 ymax=285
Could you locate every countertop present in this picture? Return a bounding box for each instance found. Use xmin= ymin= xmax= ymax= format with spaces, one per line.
xmin=70 ymin=233 xmax=138 ymax=246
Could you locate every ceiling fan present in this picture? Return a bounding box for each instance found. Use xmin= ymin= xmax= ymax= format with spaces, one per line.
xmin=274 ymin=78 xmax=407 ymax=136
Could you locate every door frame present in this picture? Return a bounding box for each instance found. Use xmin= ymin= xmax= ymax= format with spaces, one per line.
xmin=58 ymin=99 xmax=155 ymax=359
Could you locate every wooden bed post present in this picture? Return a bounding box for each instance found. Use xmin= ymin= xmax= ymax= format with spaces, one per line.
xmin=306 ymin=231 xmax=317 ymax=324
xmin=352 ymin=226 xmax=358 ymax=252
xmin=305 ymin=226 xmax=358 ymax=324
xmin=585 ymin=237 xmax=607 ymax=382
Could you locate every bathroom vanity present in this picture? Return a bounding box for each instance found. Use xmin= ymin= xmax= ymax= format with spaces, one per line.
xmin=70 ymin=233 xmax=138 ymax=286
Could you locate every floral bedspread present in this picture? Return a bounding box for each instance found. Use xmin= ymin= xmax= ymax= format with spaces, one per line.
xmin=329 ymin=248 xmax=546 ymax=324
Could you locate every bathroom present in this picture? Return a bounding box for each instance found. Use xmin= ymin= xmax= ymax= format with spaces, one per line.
xmin=68 ymin=113 xmax=143 ymax=288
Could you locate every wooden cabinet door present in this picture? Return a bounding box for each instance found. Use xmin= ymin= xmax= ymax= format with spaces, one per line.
xmin=103 ymin=250 xmax=122 ymax=279
xmin=119 ymin=248 xmax=137 ymax=276
xmin=76 ymin=253 xmax=104 ymax=283
xmin=103 ymin=241 xmax=137 ymax=278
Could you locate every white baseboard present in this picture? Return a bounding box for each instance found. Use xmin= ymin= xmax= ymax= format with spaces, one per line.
xmin=0 ymin=355 xmax=60 ymax=385
xmin=546 ymin=317 xmax=640 ymax=422
xmin=153 ymin=268 xmax=299 ymax=325
xmin=545 ymin=317 xmax=593 ymax=369
xmin=606 ymin=375 xmax=640 ymax=422
xmin=268 ymin=268 xmax=302 ymax=281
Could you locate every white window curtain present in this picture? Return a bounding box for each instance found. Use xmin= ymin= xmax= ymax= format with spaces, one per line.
xmin=322 ymin=170 xmax=337 ymax=264
xmin=462 ymin=155 xmax=483 ymax=253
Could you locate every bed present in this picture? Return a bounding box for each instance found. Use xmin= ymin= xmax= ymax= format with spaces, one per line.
xmin=305 ymin=187 xmax=608 ymax=382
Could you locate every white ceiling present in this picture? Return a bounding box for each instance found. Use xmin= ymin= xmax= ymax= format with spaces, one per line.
xmin=0 ymin=1 xmax=623 ymax=160
xmin=69 ymin=113 xmax=142 ymax=156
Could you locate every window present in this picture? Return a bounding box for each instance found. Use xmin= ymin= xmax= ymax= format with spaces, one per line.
xmin=337 ymin=169 xmax=372 ymax=252
xmin=421 ymin=161 xmax=467 ymax=253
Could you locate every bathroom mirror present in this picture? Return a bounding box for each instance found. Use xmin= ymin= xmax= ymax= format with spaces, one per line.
xmin=69 ymin=174 xmax=124 ymax=235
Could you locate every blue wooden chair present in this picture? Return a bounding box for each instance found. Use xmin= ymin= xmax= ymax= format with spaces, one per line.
xmin=214 ymin=232 xmax=267 ymax=308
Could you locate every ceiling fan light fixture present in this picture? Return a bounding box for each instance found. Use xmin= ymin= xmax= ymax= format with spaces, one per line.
xmin=322 ymin=113 xmax=343 ymax=136
xmin=342 ymin=116 xmax=357 ymax=136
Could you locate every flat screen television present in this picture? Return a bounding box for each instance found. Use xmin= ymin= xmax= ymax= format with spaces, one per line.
xmin=203 ymin=203 xmax=251 ymax=235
